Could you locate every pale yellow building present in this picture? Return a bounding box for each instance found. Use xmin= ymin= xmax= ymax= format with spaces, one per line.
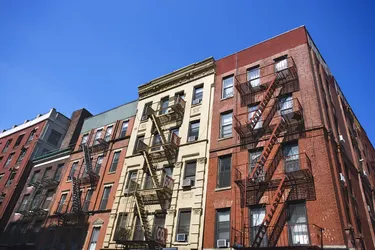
xmin=102 ymin=57 xmax=215 ymax=250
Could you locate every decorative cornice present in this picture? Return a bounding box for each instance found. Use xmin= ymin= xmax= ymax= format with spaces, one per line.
xmin=138 ymin=57 xmax=215 ymax=100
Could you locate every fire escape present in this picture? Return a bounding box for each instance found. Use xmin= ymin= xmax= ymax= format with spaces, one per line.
xmin=114 ymin=96 xmax=185 ymax=249
xmin=55 ymin=139 xmax=108 ymax=225
xmin=233 ymin=57 xmax=317 ymax=248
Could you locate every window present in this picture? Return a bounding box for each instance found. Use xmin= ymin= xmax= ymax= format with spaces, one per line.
xmin=54 ymin=164 xmax=64 ymax=181
xmin=115 ymin=212 xmax=128 ymax=234
xmin=14 ymin=134 xmax=24 ymax=148
xmin=93 ymin=129 xmax=103 ymax=145
xmin=30 ymin=171 xmax=40 ymax=184
xmin=159 ymin=96 xmax=169 ymax=115
xmin=30 ymin=191 xmax=42 ymax=209
xmin=83 ymin=189 xmax=93 ymax=212
xmin=275 ymin=56 xmax=288 ymax=72
xmin=81 ymin=134 xmax=89 ymax=145
xmin=120 ymin=121 xmax=129 ymax=138
xmin=134 ymin=135 xmax=145 ymax=153
xmin=6 ymin=172 xmax=16 ymax=186
xmin=43 ymin=190 xmax=54 ymax=209
xmin=169 ymin=127 xmax=179 ymax=143
xmin=247 ymin=66 xmax=260 ymax=88
xmin=192 ymin=85 xmax=203 ymax=104
xmin=218 ymin=155 xmax=231 ymax=188
xmin=109 ymin=152 xmax=120 ymax=172
xmin=220 ymin=112 xmax=232 ymax=138
xmin=99 ymin=186 xmax=112 ymax=210
xmin=27 ymin=130 xmax=36 ymax=143
xmin=222 ymin=76 xmax=234 ymax=99
xmin=249 ymin=149 xmax=263 ymax=175
xmin=16 ymin=148 xmax=27 ymax=163
xmin=88 ymin=227 xmax=100 ymax=250
xmin=57 ymin=193 xmax=67 ymax=213
xmin=126 ymin=171 xmax=138 ymax=192
xmin=141 ymin=102 xmax=152 ymax=121
xmin=19 ymin=194 xmax=30 ymax=211
xmin=175 ymin=91 xmax=185 ymax=101
xmin=2 ymin=139 xmax=12 ymax=153
xmin=250 ymin=207 xmax=268 ymax=247
xmin=216 ymin=209 xmax=230 ymax=247
xmin=248 ymin=104 xmax=263 ymax=129
xmin=0 ymin=173 xmax=4 ymax=181
xmin=176 ymin=209 xmax=191 ymax=240
xmin=42 ymin=167 xmax=53 ymax=180
xmin=144 ymin=173 xmax=154 ymax=190
xmin=105 ymin=126 xmax=113 ymax=142
xmin=47 ymin=130 xmax=62 ymax=146
xmin=184 ymin=161 xmax=196 ymax=186
xmin=278 ymin=95 xmax=293 ymax=115
xmin=68 ymin=162 xmax=78 ymax=181
xmin=94 ymin=156 xmax=103 ymax=174
xmin=0 ymin=156 xmax=3 ymax=164
xmin=164 ymin=166 xmax=173 ymax=178
xmin=288 ymin=203 xmax=309 ymax=245
xmin=283 ymin=143 xmax=299 ymax=173
xmin=4 ymin=153 xmax=14 ymax=167
xmin=188 ymin=120 xmax=200 ymax=141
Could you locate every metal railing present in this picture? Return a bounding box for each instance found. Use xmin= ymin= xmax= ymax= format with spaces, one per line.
xmin=134 ymin=132 xmax=181 ymax=153
xmin=114 ymin=225 xmax=167 ymax=245
xmin=144 ymin=96 xmax=186 ymax=117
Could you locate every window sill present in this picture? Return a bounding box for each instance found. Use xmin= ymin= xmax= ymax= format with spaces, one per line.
xmin=173 ymin=242 xmax=189 ymax=246
xmin=218 ymin=136 xmax=233 ymax=141
xmin=191 ymin=102 xmax=202 ymax=108
xmin=221 ymin=95 xmax=234 ymax=101
xmin=108 ymin=171 xmax=116 ymax=175
xmin=215 ymin=186 xmax=231 ymax=192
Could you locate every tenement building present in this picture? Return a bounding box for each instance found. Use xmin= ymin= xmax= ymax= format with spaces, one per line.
xmin=104 ymin=58 xmax=215 ymax=250
xmin=203 ymin=26 xmax=375 ymax=250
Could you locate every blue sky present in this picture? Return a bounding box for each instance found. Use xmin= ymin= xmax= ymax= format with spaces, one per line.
xmin=1 ymin=0 xmax=374 ymax=144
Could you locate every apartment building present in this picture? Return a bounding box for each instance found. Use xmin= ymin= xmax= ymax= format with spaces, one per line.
xmin=104 ymin=58 xmax=215 ymax=250
xmin=0 ymin=108 xmax=92 ymax=249
xmin=45 ymin=101 xmax=137 ymax=250
xmin=203 ymin=26 xmax=375 ymax=250
xmin=0 ymin=108 xmax=74 ymax=233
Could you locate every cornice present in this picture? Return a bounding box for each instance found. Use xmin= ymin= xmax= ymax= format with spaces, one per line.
xmin=138 ymin=57 xmax=215 ymax=100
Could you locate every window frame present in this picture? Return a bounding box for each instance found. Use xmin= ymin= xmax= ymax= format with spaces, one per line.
xmin=81 ymin=133 xmax=89 ymax=145
xmin=67 ymin=162 xmax=78 ymax=181
xmin=120 ymin=121 xmax=129 ymax=138
xmin=220 ymin=111 xmax=233 ymax=138
xmin=215 ymin=208 xmax=231 ymax=247
xmin=192 ymin=85 xmax=204 ymax=104
xmin=222 ymin=75 xmax=234 ymax=99
xmin=14 ymin=134 xmax=25 ymax=148
xmin=16 ymin=148 xmax=28 ymax=163
xmin=109 ymin=151 xmax=121 ymax=173
xmin=6 ymin=171 xmax=17 ymax=186
xmin=99 ymin=185 xmax=112 ymax=210
xmin=4 ymin=153 xmax=15 ymax=167
xmin=93 ymin=129 xmax=103 ymax=145
xmin=2 ymin=139 xmax=12 ymax=153
xmin=188 ymin=120 xmax=200 ymax=141
xmin=47 ymin=129 xmax=62 ymax=147
xmin=217 ymin=155 xmax=232 ymax=188
xmin=184 ymin=161 xmax=197 ymax=186
xmin=176 ymin=209 xmax=192 ymax=241
xmin=247 ymin=65 xmax=260 ymax=88
xmin=104 ymin=125 xmax=113 ymax=142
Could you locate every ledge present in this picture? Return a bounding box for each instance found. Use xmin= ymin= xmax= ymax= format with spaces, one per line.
xmin=215 ymin=186 xmax=231 ymax=192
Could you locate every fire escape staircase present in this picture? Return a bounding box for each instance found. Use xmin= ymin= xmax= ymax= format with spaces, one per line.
xmin=134 ymin=192 xmax=153 ymax=241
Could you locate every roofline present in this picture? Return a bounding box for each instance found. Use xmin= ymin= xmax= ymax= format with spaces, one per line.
xmin=83 ymin=99 xmax=138 ymax=122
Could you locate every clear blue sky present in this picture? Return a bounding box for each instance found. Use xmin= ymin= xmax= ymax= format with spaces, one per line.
xmin=1 ymin=1 xmax=374 ymax=144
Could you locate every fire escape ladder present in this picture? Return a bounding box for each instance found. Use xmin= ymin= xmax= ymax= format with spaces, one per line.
xmin=249 ymin=118 xmax=286 ymax=182
xmin=134 ymin=192 xmax=153 ymax=241
xmin=82 ymin=143 xmax=98 ymax=186
xmin=149 ymin=113 xmax=167 ymax=145
xmin=251 ymin=176 xmax=288 ymax=248
xmin=72 ymin=177 xmax=82 ymax=213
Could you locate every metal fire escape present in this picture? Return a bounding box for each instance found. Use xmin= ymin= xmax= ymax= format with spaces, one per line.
xmin=233 ymin=57 xmax=316 ymax=248
xmin=114 ymin=96 xmax=185 ymax=249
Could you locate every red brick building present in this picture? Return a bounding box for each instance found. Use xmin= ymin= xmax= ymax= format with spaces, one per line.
xmin=203 ymin=26 xmax=375 ymax=250
xmin=45 ymin=101 xmax=137 ymax=250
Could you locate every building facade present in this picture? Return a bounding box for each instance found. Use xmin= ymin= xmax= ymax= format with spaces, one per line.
xmin=104 ymin=58 xmax=215 ymax=250
xmin=0 ymin=108 xmax=73 ymax=233
xmin=47 ymin=101 xmax=137 ymax=250
xmin=0 ymin=108 xmax=92 ymax=249
xmin=203 ymin=26 xmax=375 ymax=250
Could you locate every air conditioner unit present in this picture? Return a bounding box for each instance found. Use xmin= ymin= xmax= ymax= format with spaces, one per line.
xmin=339 ymin=134 xmax=345 ymax=143
xmin=339 ymin=173 xmax=346 ymax=183
xmin=217 ymin=239 xmax=228 ymax=248
xmin=188 ymin=136 xmax=197 ymax=142
xmin=192 ymin=99 xmax=201 ymax=105
xmin=182 ymin=179 xmax=193 ymax=188
xmin=176 ymin=233 xmax=187 ymax=242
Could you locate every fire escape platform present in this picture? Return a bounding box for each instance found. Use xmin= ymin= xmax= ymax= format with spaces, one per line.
xmin=237 ymin=245 xmax=321 ymax=250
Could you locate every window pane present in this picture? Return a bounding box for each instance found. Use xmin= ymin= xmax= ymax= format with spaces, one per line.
xmin=194 ymin=86 xmax=203 ymax=101
xmin=218 ymin=155 xmax=231 ymax=188
xmin=120 ymin=121 xmax=129 ymax=137
xmin=177 ymin=210 xmax=191 ymax=234
xmin=275 ymin=58 xmax=288 ymax=72
xmin=105 ymin=126 xmax=113 ymax=141
xmin=99 ymin=186 xmax=111 ymax=210
xmin=216 ymin=209 xmax=230 ymax=244
xmin=248 ymin=67 xmax=260 ymax=87
xmin=185 ymin=162 xmax=196 ymax=178
xmin=110 ymin=152 xmax=120 ymax=172
xmin=279 ymin=95 xmax=293 ymax=114
xmin=47 ymin=130 xmax=62 ymax=146
xmin=221 ymin=113 xmax=232 ymax=137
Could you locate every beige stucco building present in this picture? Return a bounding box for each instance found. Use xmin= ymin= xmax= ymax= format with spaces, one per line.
xmin=102 ymin=57 xmax=215 ymax=250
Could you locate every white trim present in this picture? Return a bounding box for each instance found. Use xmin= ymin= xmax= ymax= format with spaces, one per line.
xmin=33 ymin=155 xmax=70 ymax=168
xmin=103 ymin=183 xmax=114 ymax=187
xmin=113 ymin=149 xmax=122 ymax=153
xmin=61 ymin=190 xmax=69 ymax=194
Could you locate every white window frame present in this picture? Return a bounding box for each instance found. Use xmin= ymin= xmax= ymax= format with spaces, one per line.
xmin=222 ymin=76 xmax=234 ymax=99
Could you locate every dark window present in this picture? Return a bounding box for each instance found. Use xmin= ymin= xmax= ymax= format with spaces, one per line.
xmin=109 ymin=152 xmax=120 ymax=172
xmin=42 ymin=190 xmax=54 ymax=209
xmin=99 ymin=186 xmax=112 ymax=210
xmin=16 ymin=148 xmax=27 ymax=163
xmin=14 ymin=134 xmax=24 ymax=148
xmin=218 ymin=155 xmax=231 ymax=188
xmin=105 ymin=126 xmax=113 ymax=142
xmin=88 ymin=227 xmax=100 ymax=249
xmin=120 ymin=121 xmax=129 ymax=138
xmin=6 ymin=172 xmax=16 ymax=186
xmin=0 ymin=173 xmax=4 ymax=181
xmin=142 ymin=102 xmax=152 ymax=121
xmin=192 ymin=85 xmax=203 ymax=104
xmin=93 ymin=129 xmax=103 ymax=145
xmin=27 ymin=130 xmax=36 ymax=143
xmin=216 ymin=209 xmax=230 ymax=247
xmin=47 ymin=130 xmax=62 ymax=146
xmin=115 ymin=212 xmax=128 ymax=233
xmin=126 ymin=171 xmax=138 ymax=192
xmin=68 ymin=162 xmax=78 ymax=181
xmin=83 ymin=189 xmax=93 ymax=212
xmin=288 ymin=203 xmax=309 ymax=245
xmin=30 ymin=191 xmax=42 ymax=209
xmin=222 ymin=76 xmax=234 ymax=99
xmin=57 ymin=194 xmax=67 ymax=213
xmin=188 ymin=120 xmax=200 ymax=141
xmin=4 ymin=153 xmax=14 ymax=167
xmin=176 ymin=209 xmax=191 ymax=240
xmin=159 ymin=96 xmax=169 ymax=115
xmin=144 ymin=173 xmax=154 ymax=190
xmin=0 ymin=156 xmax=3 ymax=164
xmin=19 ymin=194 xmax=30 ymax=211
xmin=54 ymin=164 xmax=64 ymax=181
xmin=42 ymin=167 xmax=53 ymax=180
xmin=220 ymin=112 xmax=232 ymax=138
xmin=30 ymin=171 xmax=40 ymax=184
xmin=184 ymin=161 xmax=196 ymax=185
xmin=94 ymin=156 xmax=103 ymax=174
xmin=81 ymin=134 xmax=89 ymax=145
xmin=134 ymin=135 xmax=145 ymax=153
xmin=2 ymin=139 xmax=12 ymax=153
